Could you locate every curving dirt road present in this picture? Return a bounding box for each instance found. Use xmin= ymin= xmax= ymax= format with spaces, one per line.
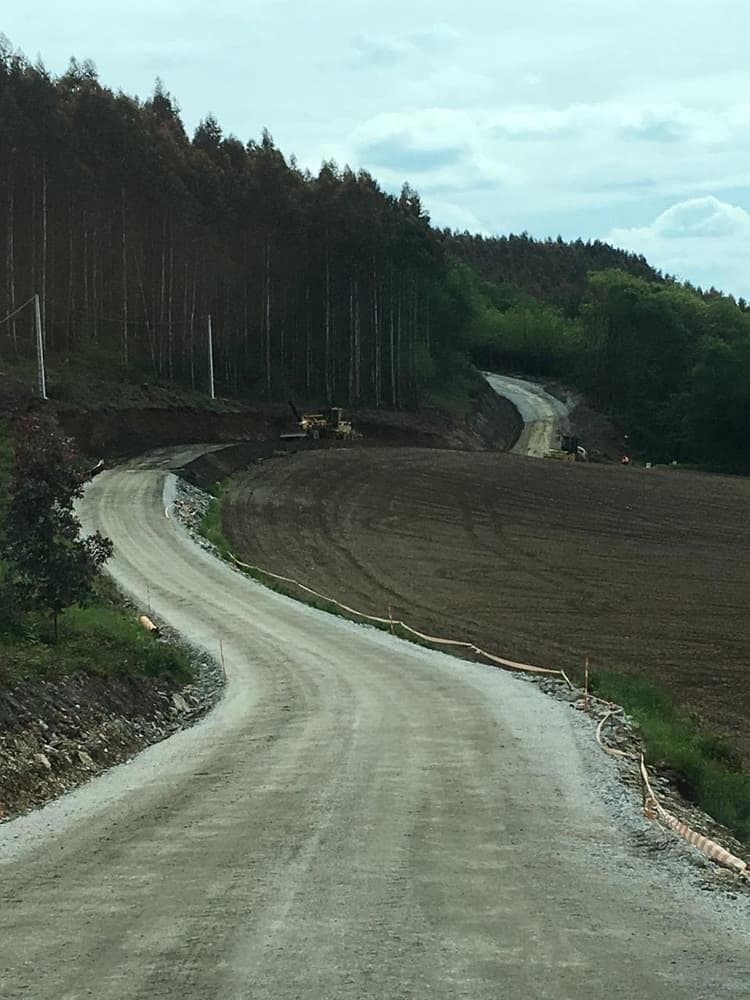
xmin=483 ymin=372 xmax=571 ymax=456
xmin=0 ymin=449 xmax=747 ymax=999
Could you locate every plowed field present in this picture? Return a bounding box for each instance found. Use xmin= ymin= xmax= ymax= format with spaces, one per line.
xmin=223 ymin=448 xmax=750 ymax=761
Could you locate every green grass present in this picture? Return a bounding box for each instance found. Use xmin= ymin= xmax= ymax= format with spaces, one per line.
xmin=0 ymin=600 xmax=192 ymax=686
xmin=591 ymin=671 xmax=750 ymax=843
xmin=200 ymin=481 xmax=233 ymax=558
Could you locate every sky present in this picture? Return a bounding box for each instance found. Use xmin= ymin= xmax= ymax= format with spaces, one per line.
xmin=4 ymin=1 xmax=750 ymax=297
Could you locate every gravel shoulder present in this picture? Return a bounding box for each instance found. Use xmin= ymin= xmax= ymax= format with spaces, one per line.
xmin=0 ymin=448 xmax=747 ymax=999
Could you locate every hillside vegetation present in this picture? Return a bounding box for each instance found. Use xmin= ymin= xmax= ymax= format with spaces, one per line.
xmin=1 ymin=39 xmax=750 ymax=470
xmin=447 ymin=266 xmax=750 ymax=470
xmin=0 ymin=417 xmax=190 ymax=685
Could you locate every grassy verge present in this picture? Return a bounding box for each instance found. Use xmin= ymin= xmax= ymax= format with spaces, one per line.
xmin=0 ymin=590 xmax=192 ymax=687
xmin=200 ymin=481 xmax=233 ymax=558
xmin=592 ymin=671 xmax=750 ymax=843
xmin=0 ymin=419 xmax=191 ymax=688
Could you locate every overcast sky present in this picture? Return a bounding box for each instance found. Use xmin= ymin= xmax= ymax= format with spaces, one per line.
xmin=4 ymin=2 xmax=750 ymax=297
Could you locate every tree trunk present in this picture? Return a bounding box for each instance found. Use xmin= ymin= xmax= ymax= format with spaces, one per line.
xmin=41 ymin=165 xmax=48 ymax=345
xmin=324 ymin=245 xmax=332 ymax=402
xmin=136 ymin=251 xmax=156 ymax=374
xmin=389 ymin=271 xmax=396 ymax=407
xmin=67 ymin=202 xmax=75 ymax=354
xmin=189 ymin=263 xmax=197 ymax=389
xmin=373 ymin=267 xmax=381 ymax=407
xmin=264 ymin=240 xmax=272 ymax=398
xmin=348 ymin=278 xmax=354 ymax=405
xmin=396 ymin=282 xmax=402 ymax=408
xmin=121 ymin=188 xmax=129 ymax=369
xmin=82 ymin=214 xmax=88 ymax=333
xmin=6 ymin=164 xmax=17 ymax=356
xmin=354 ymin=279 xmax=361 ymax=402
xmin=305 ymin=284 xmax=311 ymax=395
xmin=91 ymin=224 xmax=98 ymax=342
xmin=168 ymin=235 xmax=174 ymax=380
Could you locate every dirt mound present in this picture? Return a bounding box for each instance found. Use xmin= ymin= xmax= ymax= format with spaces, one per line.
xmin=46 ymin=372 xmax=521 ymax=465
xmin=222 ymin=447 xmax=750 ymax=764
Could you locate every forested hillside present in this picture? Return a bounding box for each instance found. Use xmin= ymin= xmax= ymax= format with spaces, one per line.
xmin=446 ymin=232 xmax=664 ymax=315
xmin=454 ymin=265 xmax=750 ymax=469
xmin=1 ymin=40 xmax=749 ymax=471
xmin=0 ymin=44 xmax=451 ymax=408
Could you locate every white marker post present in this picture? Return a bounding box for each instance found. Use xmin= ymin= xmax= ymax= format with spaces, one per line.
xmin=34 ymin=293 xmax=47 ymax=400
xmin=208 ymin=314 xmax=215 ymax=400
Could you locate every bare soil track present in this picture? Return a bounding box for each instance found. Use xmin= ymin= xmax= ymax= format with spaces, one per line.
xmin=224 ymin=447 xmax=750 ymax=762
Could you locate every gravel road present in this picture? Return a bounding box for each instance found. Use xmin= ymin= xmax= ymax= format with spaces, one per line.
xmin=483 ymin=372 xmax=571 ymax=456
xmin=0 ymin=448 xmax=747 ymax=999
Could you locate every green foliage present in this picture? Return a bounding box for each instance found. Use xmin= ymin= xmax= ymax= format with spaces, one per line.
xmin=0 ymin=418 xmax=10 ymax=522
xmin=444 ymin=260 xmax=750 ymax=471
xmin=447 ymin=232 xmax=664 ymax=315
xmin=199 ymin=485 xmax=233 ymax=559
xmin=592 ymin=671 xmax=750 ymax=843
xmin=2 ymin=415 xmax=113 ymax=636
xmin=0 ymin=604 xmax=192 ymax=685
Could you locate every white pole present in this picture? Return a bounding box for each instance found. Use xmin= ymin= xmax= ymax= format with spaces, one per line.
xmin=34 ymin=293 xmax=47 ymax=400
xmin=208 ymin=313 xmax=215 ymax=400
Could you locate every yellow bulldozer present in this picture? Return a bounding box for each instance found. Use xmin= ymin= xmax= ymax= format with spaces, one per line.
xmin=281 ymin=401 xmax=362 ymax=442
xmin=546 ymin=434 xmax=587 ymax=463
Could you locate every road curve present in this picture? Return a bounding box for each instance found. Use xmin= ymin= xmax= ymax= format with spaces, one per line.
xmin=0 ymin=449 xmax=747 ymax=999
xmin=484 ymin=372 xmax=571 ymax=457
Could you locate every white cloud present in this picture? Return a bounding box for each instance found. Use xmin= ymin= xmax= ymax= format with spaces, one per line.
xmin=606 ymin=197 xmax=750 ymax=295
xmin=5 ymin=1 xmax=750 ymax=295
xmin=425 ymin=199 xmax=488 ymax=234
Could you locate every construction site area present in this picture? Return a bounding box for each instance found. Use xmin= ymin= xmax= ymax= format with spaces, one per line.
xmin=217 ymin=443 xmax=750 ymax=765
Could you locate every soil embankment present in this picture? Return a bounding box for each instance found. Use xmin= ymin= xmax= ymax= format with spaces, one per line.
xmin=0 ymin=672 xmax=209 ymax=821
xmin=53 ymin=374 xmax=520 ymax=464
xmin=181 ymin=380 xmax=522 ymax=491
xmin=222 ymin=447 xmax=750 ymax=764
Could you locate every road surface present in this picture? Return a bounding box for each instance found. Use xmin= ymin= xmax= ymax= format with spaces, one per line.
xmin=484 ymin=372 xmax=571 ymax=457
xmin=0 ymin=448 xmax=747 ymax=999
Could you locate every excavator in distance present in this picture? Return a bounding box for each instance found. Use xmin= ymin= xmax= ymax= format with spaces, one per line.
xmin=281 ymin=400 xmax=362 ymax=442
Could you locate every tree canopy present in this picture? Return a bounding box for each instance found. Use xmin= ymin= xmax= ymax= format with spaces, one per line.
xmin=1 ymin=413 xmax=112 ymax=637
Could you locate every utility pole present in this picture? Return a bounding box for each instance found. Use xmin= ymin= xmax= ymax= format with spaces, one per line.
xmin=208 ymin=313 xmax=215 ymax=400
xmin=0 ymin=293 xmax=46 ymax=400
xmin=34 ymin=293 xmax=47 ymax=400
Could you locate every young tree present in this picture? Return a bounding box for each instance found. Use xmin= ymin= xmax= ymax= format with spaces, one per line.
xmin=1 ymin=413 xmax=113 ymax=639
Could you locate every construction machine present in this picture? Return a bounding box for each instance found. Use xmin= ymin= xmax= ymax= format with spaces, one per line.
xmin=281 ymin=401 xmax=362 ymax=442
xmin=546 ymin=434 xmax=587 ymax=463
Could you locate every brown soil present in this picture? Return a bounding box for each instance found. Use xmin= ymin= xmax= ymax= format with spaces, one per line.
xmin=222 ymin=448 xmax=750 ymax=762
